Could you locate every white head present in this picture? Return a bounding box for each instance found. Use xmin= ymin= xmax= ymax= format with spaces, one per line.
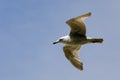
xmin=53 ymin=35 xmax=70 ymax=44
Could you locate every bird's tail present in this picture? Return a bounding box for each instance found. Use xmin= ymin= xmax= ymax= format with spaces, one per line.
xmin=88 ymin=38 xmax=103 ymax=43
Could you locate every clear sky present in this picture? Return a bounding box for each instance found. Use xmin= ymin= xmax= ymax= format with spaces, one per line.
xmin=0 ymin=0 xmax=120 ymax=80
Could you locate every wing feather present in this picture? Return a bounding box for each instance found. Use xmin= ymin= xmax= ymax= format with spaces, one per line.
xmin=63 ymin=45 xmax=83 ymax=70
xmin=66 ymin=12 xmax=91 ymax=38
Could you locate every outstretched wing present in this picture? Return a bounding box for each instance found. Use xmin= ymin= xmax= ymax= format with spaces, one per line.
xmin=63 ymin=45 xmax=83 ymax=70
xmin=66 ymin=12 xmax=91 ymax=38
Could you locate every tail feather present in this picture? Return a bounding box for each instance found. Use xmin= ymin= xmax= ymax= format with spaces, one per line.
xmin=89 ymin=38 xmax=103 ymax=43
xmin=91 ymin=38 xmax=103 ymax=43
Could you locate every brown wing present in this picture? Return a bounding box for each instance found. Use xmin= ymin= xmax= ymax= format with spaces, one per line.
xmin=63 ymin=45 xmax=83 ymax=70
xmin=66 ymin=12 xmax=91 ymax=38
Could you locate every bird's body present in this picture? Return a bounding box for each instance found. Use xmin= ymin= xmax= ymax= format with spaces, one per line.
xmin=53 ymin=12 xmax=103 ymax=71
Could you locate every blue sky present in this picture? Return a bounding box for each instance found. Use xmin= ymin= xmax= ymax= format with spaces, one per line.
xmin=0 ymin=0 xmax=120 ymax=80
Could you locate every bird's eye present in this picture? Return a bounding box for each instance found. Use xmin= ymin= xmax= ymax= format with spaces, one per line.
xmin=59 ymin=39 xmax=63 ymax=41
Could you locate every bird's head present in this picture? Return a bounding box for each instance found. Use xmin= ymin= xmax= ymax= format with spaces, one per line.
xmin=53 ymin=36 xmax=70 ymax=44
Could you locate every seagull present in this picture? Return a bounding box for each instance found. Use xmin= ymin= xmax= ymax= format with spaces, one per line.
xmin=53 ymin=12 xmax=103 ymax=71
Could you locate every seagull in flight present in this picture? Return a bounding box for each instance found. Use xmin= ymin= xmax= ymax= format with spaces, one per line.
xmin=53 ymin=12 xmax=103 ymax=71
